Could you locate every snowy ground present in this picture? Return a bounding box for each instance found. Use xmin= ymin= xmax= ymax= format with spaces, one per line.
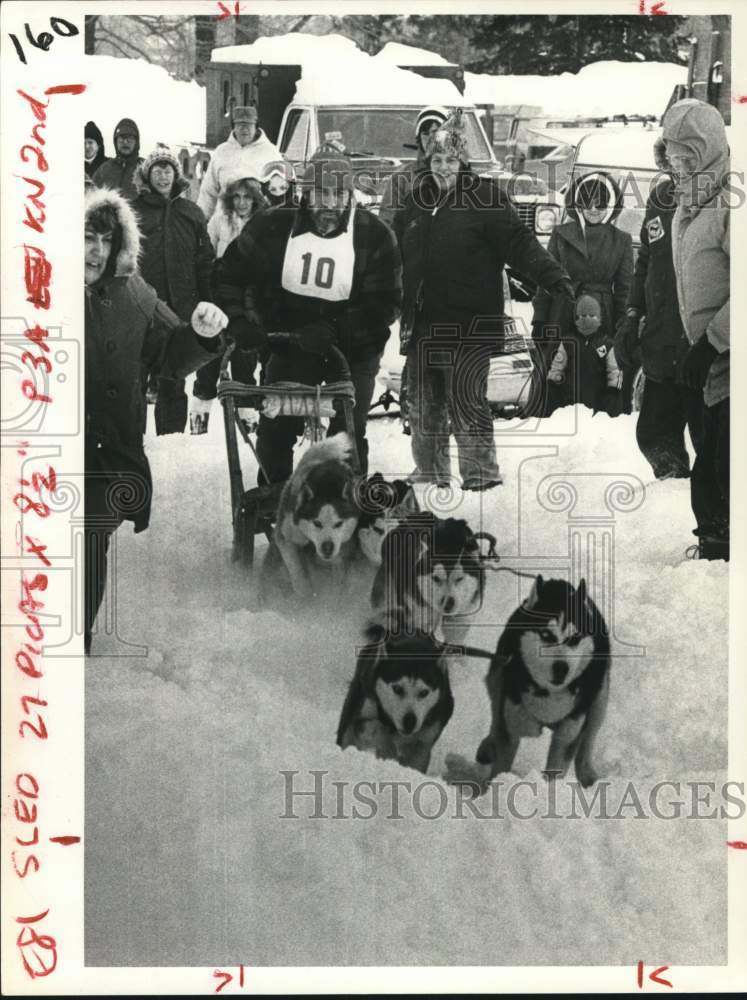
xmin=85 ymin=340 xmax=728 ymax=967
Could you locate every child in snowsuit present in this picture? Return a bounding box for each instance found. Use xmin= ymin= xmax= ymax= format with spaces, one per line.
xmin=546 ymin=294 xmax=623 ymax=416
xmin=190 ymin=176 xmax=269 ymax=434
xmin=259 ymin=159 xmax=297 ymax=208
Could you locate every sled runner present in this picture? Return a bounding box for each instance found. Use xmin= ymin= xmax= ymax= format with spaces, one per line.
xmin=217 ymin=333 xmax=359 ymax=567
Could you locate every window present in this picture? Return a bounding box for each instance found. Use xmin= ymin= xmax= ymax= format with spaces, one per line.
xmin=222 ymin=80 xmax=229 ymax=115
xmin=281 ymin=109 xmax=310 ymax=161
xmin=243 ymin=82 xmax=250 ymax=107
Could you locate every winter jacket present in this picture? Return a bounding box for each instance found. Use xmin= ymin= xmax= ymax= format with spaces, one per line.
xmin=133 ymin=173 xmax=214 ymax=322
xmin=533 ymin=175 xmax=633 ymax=340
xmin=196 ymin=129 xmax=281 ymax=222
xmin=84 ymin=189 xmax=222 ymax=531
xmin=92 ymin=118 xmax=144 ymax=203
xmin=626 ymin=177 xmax=689 ymax=383
xmin=663 ymin=99 xmax=730 ymax=406
xmin=215 ymin=200 xmax=402 ymax=363
xmin=393 ymin=168 xmax=566 ymax=346
xmin=85 ymin=121 xmax=108 ymax=179
xmin=548 ymin=330 xmax=622 ymax=414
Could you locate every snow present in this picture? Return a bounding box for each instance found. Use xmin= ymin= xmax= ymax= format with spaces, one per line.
xmin=374 ymin=41 xmax=455 ymax=67
xmin=77 ymin=54 xmax=206 ymax=151
xmin=85 ymin=302 xmax=728 ymax=967
xmin=465 ymin=59 xmax=688 ymax=119
xmin=212 ymin=33 xmax=465 ymax=106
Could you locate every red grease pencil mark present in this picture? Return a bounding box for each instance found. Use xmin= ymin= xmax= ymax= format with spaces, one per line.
xmin=727 ymin=839 xmax=747 ymax=849
xmin=213 ymin=969 xmax=233 ymax=992
xmin=49 ymin=836 xmax=80 ymax=846
xmin=216 ymin=2 xmax=243 ymax=19
xmin=637 ymin=962 xmax=674 ymax=988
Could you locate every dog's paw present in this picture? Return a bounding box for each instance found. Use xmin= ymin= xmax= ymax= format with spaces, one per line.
xmin=475 ymin=736 xmax=496 ymax=766
xmin=443 ymin=753 xmax=492 ymax=795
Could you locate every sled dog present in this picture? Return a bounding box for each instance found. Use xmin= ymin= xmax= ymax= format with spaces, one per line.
xmin=445 ymin=576 xmax=610 ymax=791
xmin=260 ymin=433 xmax=359 ymax=600
xmin=337 ymin=624 xmax=455 ymax=774
xmin=371 ymin=513 xmax=486 ymax=640
xmin=354 ymin=472 xmax=419 ymax=566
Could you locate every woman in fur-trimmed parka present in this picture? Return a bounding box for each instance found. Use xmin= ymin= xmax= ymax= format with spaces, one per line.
xmin=84 ymin=187 xmax=225 ymax=652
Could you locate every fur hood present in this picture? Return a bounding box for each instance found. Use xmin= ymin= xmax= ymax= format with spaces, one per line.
xmin=84 ymin=186 xmax=141 ymax=278
xmin=564 ymin=171 xmax=623 ymax=225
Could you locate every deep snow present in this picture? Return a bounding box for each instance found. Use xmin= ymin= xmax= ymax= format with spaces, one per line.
xmin=85 ymin=307 xmax=728 ymax=967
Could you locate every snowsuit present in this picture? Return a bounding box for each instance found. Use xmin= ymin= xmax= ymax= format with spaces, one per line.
xmin=533 ymin=173 xmax=634 ymax=410
xmin=196 ymin=129 xmax=281 ymax=222
xmin=134 ymin=163 xmax=215 ymax=434
xmin=663 ymin=99 xmax=730 ymax=544
xmin=84 ymin=189 xmax=222 ymax=650
xmin=92 ymin=118 xmax=144 ymax=203
xmin=625 ymin=176 xmax=703 ymax=478
xmin=546 ymin=328 xmax=623 ymax=414
xmin=215 ymin=200 xmax=403 ymax=480
xmin=394 ymin=167 xmax=566 ymax=485
xmin=85 ymin=120 xmax=108 ymax=179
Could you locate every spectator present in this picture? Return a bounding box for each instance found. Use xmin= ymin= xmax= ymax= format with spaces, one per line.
xmin=393 ymin=112 xmax=572 ymax=490
xmin=85 ymin=121 xmax=108 ymax=180
xmin=378 ymin=105 xmax=450 ymax=229
xmin=134 ymin=145 xmax=215 ymax=435
xmin=533 ymin=171 xmax=634 ymax=409
xmin=84 ymin=188 xmax=226 ymax=653
xmin=260 ymin=159 xmax=297 ymax=208
xmin=662 ymin=98 xmax=730 ymax=561
xmin=215 ymin=145 xmax=403 ymax=481
xmin=615 ymin=138 xmax=703 ymax=479
xmin=546 ymin=293 xmax=623 ymax=416
xmin=93 ymin=117 xmax=144 ymax=202
xmin=197 ymin=105 xmax=281 ymax=222
xmin=190 ymin=176 xmax=269 ymax=435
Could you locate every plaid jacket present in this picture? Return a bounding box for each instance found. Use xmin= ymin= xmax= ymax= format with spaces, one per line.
xmin=215 ymin=202 xmax=403 ymax=361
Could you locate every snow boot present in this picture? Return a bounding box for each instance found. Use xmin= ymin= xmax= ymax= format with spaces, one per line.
xmin=189 ymin=397 xmax=212 ymax=435
xmin=685 ymin=535 xmax=730 ymax=562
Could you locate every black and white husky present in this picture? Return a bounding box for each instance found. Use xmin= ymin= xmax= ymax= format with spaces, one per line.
xmin=445 ymin=576 xmax=611 ymax=790
xmin=337 ymin=625 xmax=455 ymax=774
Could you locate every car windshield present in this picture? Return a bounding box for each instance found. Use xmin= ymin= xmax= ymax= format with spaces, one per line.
xmin=569 ymin=166 xmax=661 ymax=243
xmin=316 ymin=108 xmax=493 ymax=161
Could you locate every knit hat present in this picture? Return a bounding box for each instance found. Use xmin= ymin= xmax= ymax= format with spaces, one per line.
xmin=575 ymin=294 xmax=601 ymax=319
xmin=135 ymin=144 xmax=185 ymax=195
xmin=232 ymin=105 xmax=258 ymax=125
xmin=424 ymin=110 xmax=469 ymax=164
xmin=302 ymin=145 xmax=354 ymax=193
xmin=415 ymin=105 xmax=450 ymax=139
xmin=85 ymin=120 xmax=104 ymax=146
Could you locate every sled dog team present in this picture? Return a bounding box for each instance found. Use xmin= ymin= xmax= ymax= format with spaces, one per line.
xmin=260 ymin=433 xmax=611 ymax=792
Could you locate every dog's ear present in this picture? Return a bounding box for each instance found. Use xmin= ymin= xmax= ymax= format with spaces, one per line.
xmin=295 ymin=482 xmax=313 ymax=509
xmin=399 ymin=485 xmax=419 ymax=514
xmin=577 ymin=578 xmax=587 ymax=603
xmin=525 ymin=574 xmax=543 ymax=609
xmin=342 ymin=478 xmax=354 ymax=502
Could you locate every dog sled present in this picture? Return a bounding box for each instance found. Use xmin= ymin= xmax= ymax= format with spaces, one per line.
xmin=217 ymin=333 xmax=360 ymax=568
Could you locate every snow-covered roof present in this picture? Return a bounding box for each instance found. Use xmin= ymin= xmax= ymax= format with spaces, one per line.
xmin=76 ymin=54 xmax=206 ymax=149
xmin=373 ymin=41 xmax=455 ymax=67
xmin=212 ymin=33 xmax=466 ymax=106
xmin=465 ymin=60 xmax=687 ymax=119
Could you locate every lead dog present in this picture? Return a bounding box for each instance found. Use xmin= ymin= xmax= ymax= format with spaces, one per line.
xmin=445 ymin=576 xmax=610 ymax=790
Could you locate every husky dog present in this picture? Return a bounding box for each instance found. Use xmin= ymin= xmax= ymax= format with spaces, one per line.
xmin=354 ymin=472 xmax=419 ymax=566
xmin=445 ymin=576 xmax=610 ymax=790
xmin=260 ymin=433 xmax=360 ymax=601
xmin=371 ymin=514 xmax=486 ymax=641
xmin=337 ymin=625 xmax=455 ymax=774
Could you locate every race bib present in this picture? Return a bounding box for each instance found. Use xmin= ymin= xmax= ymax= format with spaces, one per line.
xmin=281 ymin=204 xmax=356 ymax=302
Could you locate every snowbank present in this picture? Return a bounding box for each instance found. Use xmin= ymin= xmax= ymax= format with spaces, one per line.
xmin=212 ymin=33 xmax=465 ymax=106
xmin=374 ymin=41 xmax=455 ymax=66
xmin=465 ymin=59 xmax=687 ymax=118
xmin=85 ymin=321 xmax=728 ymax=966
xmin=77 ymin=54 xmax=206 ymax=152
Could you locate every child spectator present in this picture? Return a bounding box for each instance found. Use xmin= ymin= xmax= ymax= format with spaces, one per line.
xmin=546 ymin=294 xmax=623 ymax=416
xmin=260 ymin=159 xmax=297 ymax=208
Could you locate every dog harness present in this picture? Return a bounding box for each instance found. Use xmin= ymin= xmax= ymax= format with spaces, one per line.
xmin=281 ymin=203 xmax=357 ymax=302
